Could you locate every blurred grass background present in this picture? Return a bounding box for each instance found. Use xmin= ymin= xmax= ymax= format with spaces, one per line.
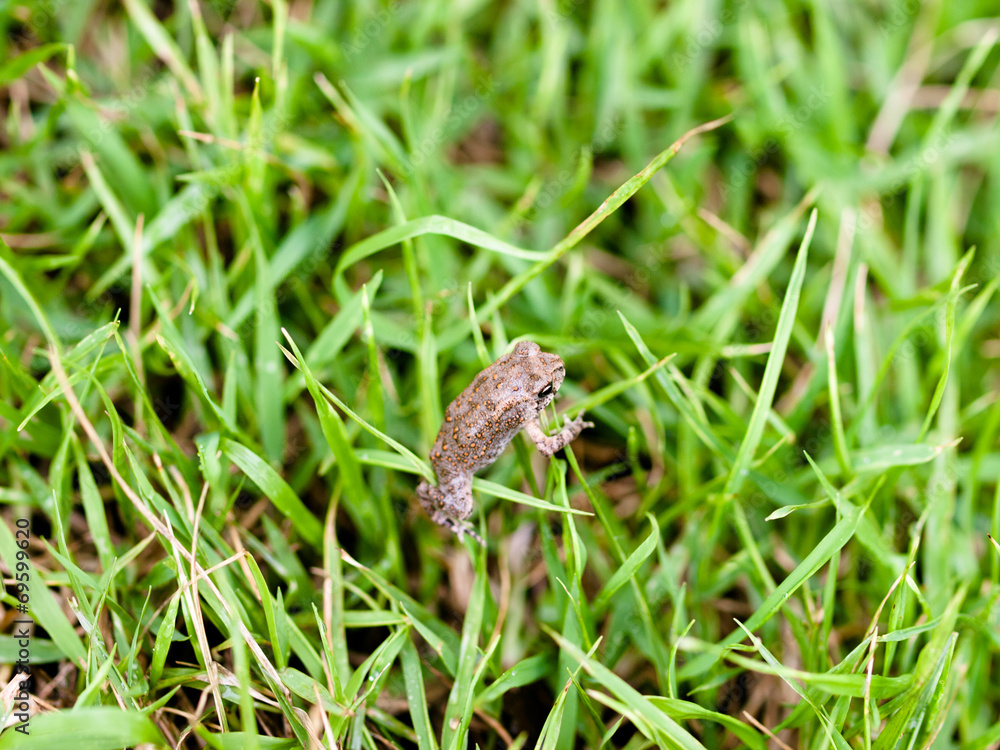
xmin=1 ymin=0 xmax=1000 ymax=747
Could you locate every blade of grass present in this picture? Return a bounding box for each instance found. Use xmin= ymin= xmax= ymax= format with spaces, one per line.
xmin=648 ymin=697 xmax=767 ymax=750
xmin=438 ymin=115 xmax=733 ymax=349
xmin=220 ymin=439 xmax=323 ymax=550
xmin=723 ymin=208 xmax=817 ymax=592
xmin=121 ymin=0 xmax=202 ymax=100
xmin=279 ymin=332 xmax=431 ymax=480
xmin=918 ymin=249 xmax=973 ymax=440
xmin=0 ymin=521 xmax=87 ymax=665
xmin=825 ymin=325 xmax=852 ymax=475
xmin=0 ymin=707 xmax=164 ymax=749
xmin=0 ymin=241 xmax=62 ymax=349
xmin=593 ymin=514 xmax=658 ymax=611
xmin=679 ymin=497 xmax=866 ymax=679
xmin=442 ymin=545 xmax=487 ymax=750
xmin=544 ymin=628 xmax=707 ymax=750
xmin=247 ymin=196 xmax=285 ymax=464
xmin=418 ymin=303 xmax=442 ymax=448
xmin=733 ymin=621 xmax=852 ymax=750
xmin=400 ymin=638 xmax=439 ymax=750
xmin=335 ymin=215 xmax=548 ymax=277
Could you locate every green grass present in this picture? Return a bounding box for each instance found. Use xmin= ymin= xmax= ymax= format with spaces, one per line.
xmin=2 ymin=0 xmax=1000 ymax=747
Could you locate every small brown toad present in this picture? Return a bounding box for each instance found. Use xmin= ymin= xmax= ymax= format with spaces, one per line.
xmin=416 ymin=340 xmax=592 ymax=543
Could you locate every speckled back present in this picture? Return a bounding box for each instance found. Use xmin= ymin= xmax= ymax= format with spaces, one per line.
xmin=428 ymin=341 xmax=566 ymax=482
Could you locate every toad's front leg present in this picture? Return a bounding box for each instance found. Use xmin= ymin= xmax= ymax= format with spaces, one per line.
xmin=523 ymin=412 xmax=594 ymax=457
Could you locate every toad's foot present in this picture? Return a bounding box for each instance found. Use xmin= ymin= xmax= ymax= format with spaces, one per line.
xmin=524 ymin=411 xmax=594 ymax=457
xmin=440 ymin=516 xmax=485 ymax=546
xmin=416 ymin=479 xmax=484 ymax=546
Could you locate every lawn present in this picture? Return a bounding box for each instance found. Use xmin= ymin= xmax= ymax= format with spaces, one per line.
xmin=1 ymin=0 xmax=1000 ymax=748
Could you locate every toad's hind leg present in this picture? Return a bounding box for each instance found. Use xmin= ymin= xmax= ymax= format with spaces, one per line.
xmin=415 ymin=478 xmax=484 ymax=545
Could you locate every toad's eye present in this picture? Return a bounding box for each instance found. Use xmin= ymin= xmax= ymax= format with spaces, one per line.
xmin=538 ymin=383 xmax=554 ymax=397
